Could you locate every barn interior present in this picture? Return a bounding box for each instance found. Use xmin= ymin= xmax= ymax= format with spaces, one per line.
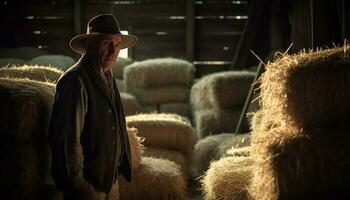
xmin=0 ymin=0 xmax=350 ymax=199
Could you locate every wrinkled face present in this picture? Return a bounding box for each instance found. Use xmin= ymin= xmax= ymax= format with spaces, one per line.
xmin=88 ymin=35 xmax=122 ymax=70
xmin=98 ymin=35 xmax=122 ymax=69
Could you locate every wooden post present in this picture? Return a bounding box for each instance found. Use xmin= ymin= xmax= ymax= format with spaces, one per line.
xmin=73 ymin=0 xmax=82 ymax=36
xmin=186 ymin=0 xmax=194 ymax=62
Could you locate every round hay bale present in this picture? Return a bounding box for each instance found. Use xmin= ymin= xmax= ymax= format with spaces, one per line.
xmin=159 ymin=103 xmax=192 ymax=119
xmin=0 ymin=77 xmax=55 ymax=142
xmin=201 ymin=156 xmax=253 ymax=200
xmin=0 ymin=58 xmax=26 ymax=67
xmin=127 ymin=127 xmax=143 ymax=170
xmin=0 ymin=65 xmax=63 ymax=83
xmin=126 ymin=85 xmax=189 ymax=105
xmin=126 ymin=113 xmax=197 ymax=157
xmin=194 ymin=108 xmax=245 ymax=138
xmin=121 ymin=92 xmax=140 ymax=116
xmin=190 ymin=71 xmax=255 ymax=110
xmin=116 ymin=78 xmax=125 ymax=92
xmin=29 ymin=55 xmax=75 ymax=71
xmin=192 ymin=133 xmax=250 ymax=176
xmin=260 ymin=46 xmax=350 ymax=131
xmin=112 ymin=57 xmax=134 ymax=79
xmin=119 ymin=157 xmax=187 ymax=200
xmin=143 ymin=147 xmax=188 ymax=176
xmin=124 ymin=57 xmax=194 ymax=88
xmin=1 ymin=46 xmax=49 ymax=61
xmin=250 ymin=130 xmax=350 ymax=200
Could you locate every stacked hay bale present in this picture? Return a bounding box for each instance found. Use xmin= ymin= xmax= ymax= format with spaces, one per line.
xmin=0 ymin=58 xmax=26 ymax=67
xmin=120 ymin=127 xmax=187 ymax=200
xmin=120 ymin=92 xmax=140 ymax=116
xmin=124 ymin=58 xmax=194 ymax=119
xmin=0 ymin=46 xmax=49 ymax=61
xmin=192 ymin=133 xmax=250 ymax=177
xmin=126 ymin=113 xmax=197 ymax=177
xmin=191 ymin=71 xmax=255 ymax=138
xmin=201 ymin=148 xmax=253 ymax=200
xmin=0 ymin=77 xmax=61 ymax=200
xmin=0 ymin=65 xmax=63 ymax=83
xmin=29 ymin=54 xmax=75 ymax=71
xmin=112 ymin=57 xmax=134 ymax=92
xmin=250 ymin=46 xmax=350 ymax=199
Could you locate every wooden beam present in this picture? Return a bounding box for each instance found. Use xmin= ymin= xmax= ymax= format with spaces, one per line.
xmin=73 ymin=0 xmax=82 ymax=35
xmin=186 ymin=0 xmax=194 ymax=61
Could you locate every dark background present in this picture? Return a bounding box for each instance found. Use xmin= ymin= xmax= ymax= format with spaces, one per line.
xmin=0 ymin=0 xmax=349 ymax=77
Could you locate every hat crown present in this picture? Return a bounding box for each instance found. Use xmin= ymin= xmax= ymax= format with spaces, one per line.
xmin=87 ymin=14 xmax=121 ymax=35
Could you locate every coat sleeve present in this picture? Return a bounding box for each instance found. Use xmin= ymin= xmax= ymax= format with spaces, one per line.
xmin=49 ymin=73 xmax=99 ymax=199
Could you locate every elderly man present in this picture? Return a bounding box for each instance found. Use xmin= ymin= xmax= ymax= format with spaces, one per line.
xmin=49 ymin=14 xmax=137 ymax=200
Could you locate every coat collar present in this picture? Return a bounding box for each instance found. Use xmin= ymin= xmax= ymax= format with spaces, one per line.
xmin=81 ymin=55 xmax=117 ymax=113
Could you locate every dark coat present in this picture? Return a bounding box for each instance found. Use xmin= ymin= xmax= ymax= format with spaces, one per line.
xmin=49 ymin=55 xmax=131 ymax=198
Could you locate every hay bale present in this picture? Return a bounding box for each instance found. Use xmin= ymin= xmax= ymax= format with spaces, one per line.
xmin=119 ymin=157 xmax=187 ymax=200
xmin=0 ymin=77 xmax=55 ymax=142
xmin=190 ymin=71 xmax=255 ymax=110
xmin=126 ymin=85 xmax=189 ymax=105
xmin=112 ymin=57 xmax=133 ymax=79
xmin=143 ymin=147 xmax=188 ymax=176
xmin=116 ymin=78 xmax=125 ymax=92
xmin=250 ymin=46 xmax=350 ymax=199
xmin=202 ymin=156 xmax=253 ymax=200
xmin=127 ymin=127 xmax=143 ymax=170
xmin=120 ymin=92 xmax=140 ymax=116
xmin=225 ymin=146 xmax=251 ymax=157
xmin=250 ymin=130 xmax=350 ymax=200
xmin=192 ymin=133 xmax=250 ymax=176
xmin=0 ymin=65 xmax=63 ymax=83
xmin=124 ymin=57 xmax=194 ymax=88
xmin=1 ymin=46 xmax=49 ymax=61
xmin=159 ymin=103 xmax=192 ymax=119
xmin=259 ymin=46 xmax=350 ymax=131
xmin=29 ymin=55 xmax=75 ymax=71
xmin=194 ymin=108 xmax=246 ymax=138
xmin=139 ymin=104 xmax=158 ymax=113
xmin=0 ymin=58 xmax=26 ymax=67
xmin=126 ymin=113 xmax=197 ymax=157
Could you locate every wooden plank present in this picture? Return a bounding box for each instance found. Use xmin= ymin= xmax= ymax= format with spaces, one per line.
xmin=186 ymin=0 xmax=194 ymax=61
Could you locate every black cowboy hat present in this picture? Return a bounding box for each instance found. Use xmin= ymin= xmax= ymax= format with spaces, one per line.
xmin=70 ymin=14 xmax=137 ymax=54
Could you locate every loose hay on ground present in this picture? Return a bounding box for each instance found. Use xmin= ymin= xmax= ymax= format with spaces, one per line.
xmin=124 ymin=57 xmax=194 ymax=87
xmin=126 ymin=113 xmax=197 ymax=157
xmin=202 ymin=155 xmax=253 ymax=200
xmin=119 ymin=157 xmax=187 ymax=200
xmin=0 ymin=65 xmax=63 ymax=83
xmin=190 ymin=71 xmax=255 ymax=110
xmin=193 ymin=133 xmax=250 ymax=176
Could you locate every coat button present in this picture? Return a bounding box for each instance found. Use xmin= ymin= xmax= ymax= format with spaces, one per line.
xmin=108 ymin=109 xmax=112 ymax=113
xmin=110 ymin=157 xmax=114 ymax=161
xmin=112 ymin=126 xmax=116 ymax=130
xmin=112 ymin=140 xmax=115 ymax=144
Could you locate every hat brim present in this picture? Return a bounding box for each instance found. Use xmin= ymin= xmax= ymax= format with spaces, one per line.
xmin=69 ymin=33 xmax=137 ymax=54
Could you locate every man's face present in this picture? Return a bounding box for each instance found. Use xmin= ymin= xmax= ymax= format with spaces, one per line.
xmin=95 ymin=35 xmax=122 ymax=70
